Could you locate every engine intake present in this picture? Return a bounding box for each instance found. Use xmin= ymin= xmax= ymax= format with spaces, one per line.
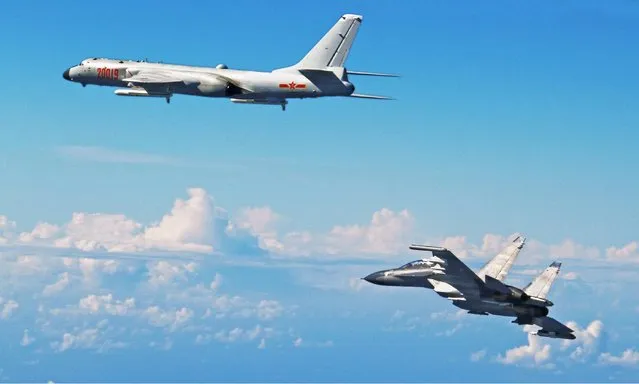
xmin=513 ymin=305 xmax=549 ymax=318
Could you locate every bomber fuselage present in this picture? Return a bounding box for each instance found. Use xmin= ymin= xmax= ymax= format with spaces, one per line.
xmin=63 ymin=57 xmax=355 ymax=100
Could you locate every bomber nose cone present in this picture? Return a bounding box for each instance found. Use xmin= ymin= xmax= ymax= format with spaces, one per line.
xmin=63 ymin=69 xmax=71 ymax=81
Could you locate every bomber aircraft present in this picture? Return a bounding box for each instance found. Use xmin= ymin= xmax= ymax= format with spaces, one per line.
xmin=363 ymin=235 xmax=576 ymax=340
xmin=62 ymin=14 xmax=397 ymax=110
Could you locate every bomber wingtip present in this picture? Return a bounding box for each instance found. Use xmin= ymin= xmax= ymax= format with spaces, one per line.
xmin=550 ymin=261 xmax=562 ymax=269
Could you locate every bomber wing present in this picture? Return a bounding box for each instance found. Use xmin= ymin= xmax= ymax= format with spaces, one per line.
xmin=409 ymin=245 xmax=486 ymax=300
xmin=122 ymin=71 xmax=253 ymax=93
xmin=122 ymin=71 xmax=190 ymax=86
xmin=477 ymin=234 xmax=526 ymax=282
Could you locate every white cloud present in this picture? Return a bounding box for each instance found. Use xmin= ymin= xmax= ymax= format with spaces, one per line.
xmin=606 ymin=242 xmax=639 ymax=262
xmin=6 ymin=188 xmax=229 ymax=255
xmin=0 ymin=216 xmax=16 ymax=244
xmin=293 ymin=337 xmax=303 ymax=347
xmin=256 ymin=300 xmax=283 ymax=320
xmin=18 ymin=222 xmax=60 ymax=243
xmin=561 ymin=320 xmax=604 ymax=362
xmin=323 ymin=208 xmax=414 ymax=256
xmin=78 ymin=294 xmax=136 ymax=316
xmin=548 ymin=239 xmax=601 ymax=260
xmin=430 ymin=309 xmax=466 ymax=322
xmin=599 ymin=349 xmax=639 ymax=366
xmin=53 ymin=328 xmax=99 ymax=352
xmin=53 ymin=212 xmax=142 ymax=252
xmin=141 ymin=188 xmax=215 ymax=252
xmin=3 ymin=188 xmax=639 ymax=267
xmin=495 ymin=319 xmax=606 ymax=368
xmin=21 ymin=329 xmax=35 ymax=346
xmin=149 ymin=337 xmax=173 ymax=351
xmin=210 ymin=325 xmax=272 ymax=345
xmin=207 ymin=295 xmax=285 ymax=321
xmin=55 ymin=145 xmax=182 ymax=165
xmin=144 ymin=306 xmax=193 ymax=332
xmin=209 ymin=273 xmax=223 ymax=290
xmin=42 ymin=272 xmax=71 ymax=297
xmin=470 ymin=349 xmax=487 ymax=362
xmin=258 ymin=338 xmax=266 ymax=349
xmin=234 ymin=206 xmax=282 ymax=251
xmin=0 ymin=298 xmax=19 ymax=319
xmin=496 ymin=333 xmax=552 ymax=367
xmin=436 ymin=323 xmax=464 ymax=337
xmin=562 ymin=271 xmax=579 ymax=280
xmin=231 ymin=207 xmax=415 ymax=258
xmin=50 ymin=320 xmax=126 ymax=353
xmin=147 ymin=261 xmax=198 ymax=287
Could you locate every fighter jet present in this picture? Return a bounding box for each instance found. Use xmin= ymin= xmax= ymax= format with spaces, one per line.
xmin=62 ymin=14 xmax=397 ymax=111
xmin=363 ymin=235 xmax=576 ymax=340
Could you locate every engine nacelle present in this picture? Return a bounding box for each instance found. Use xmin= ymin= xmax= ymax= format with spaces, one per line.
xmin=197 ymin=78 xmax=230 ymax=96
xmin=492 ymin=285 xmax=530 ymax=303
xmin=506 ymin=286 xmax=530 ymax=302
xmin=513 ymin=305 xmax=549 ymax=318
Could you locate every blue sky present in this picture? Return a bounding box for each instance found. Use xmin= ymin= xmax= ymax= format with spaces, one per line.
xmin=1 ymin=0 xmax=639 ymax=382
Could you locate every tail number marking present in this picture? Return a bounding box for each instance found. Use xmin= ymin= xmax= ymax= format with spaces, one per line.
xmin=97 ymin=67 xmax=120 ymax=80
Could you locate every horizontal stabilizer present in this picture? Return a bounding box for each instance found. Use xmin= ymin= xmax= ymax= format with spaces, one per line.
xmin=533 ymin=330 xmax=576 ymax=340
xmin=532 ymin=316 xmax=574 ymax=335
xmin=347 ymin=70 xmax=400 ymax=77
xmin=348 ymin=93 xmax=394 ymax=100
xmin=410 ymin=244 xmax=448 ymax=252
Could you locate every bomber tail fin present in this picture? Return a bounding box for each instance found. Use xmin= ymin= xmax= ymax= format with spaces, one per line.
xmin=293 ymin=14 xmax=363 ymax=69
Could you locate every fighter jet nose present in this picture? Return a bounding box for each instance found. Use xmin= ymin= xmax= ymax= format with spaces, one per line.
xmin=363 ymin=272 xmax=384 ymax=285
xmin=63 ymin=69 xmax=71 ymax=81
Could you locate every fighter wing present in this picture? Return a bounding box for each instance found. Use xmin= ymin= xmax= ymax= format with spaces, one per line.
xmin=477 ymin=234 xmax=526 ymax=282
xmin=523 ymin=261 xmax=562 ymax=299
xmin=409 ymin=245 xmax=486 ymax=299
xmin=530 ymin=316 xmax=576 ymax=339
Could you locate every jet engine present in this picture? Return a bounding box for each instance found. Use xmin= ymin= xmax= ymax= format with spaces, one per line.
xmin=512 ymin=304 xmax=549 ymax=318
xmin=197 ymin=77 xmax=243 ymax=97
xmin=506 ymin=286 xmax=530 ymax=302
xmin=491 ymin=285 xmax=531 ymax=304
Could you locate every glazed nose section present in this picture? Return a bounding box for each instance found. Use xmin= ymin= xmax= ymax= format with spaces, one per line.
xmin=363 ymin=271 xmax=385 ymax=285
xmin=343 ymin=81 xmax=355 ymax=94
xmin=63 ymin=68 xmax=71 ymax=81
